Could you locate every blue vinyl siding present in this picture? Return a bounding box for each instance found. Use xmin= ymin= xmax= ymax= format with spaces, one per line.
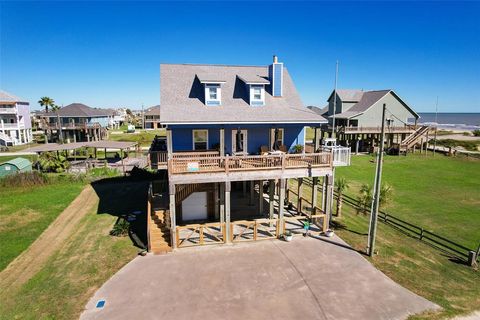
xmin=169 ymin=124 xmax=307 ymax=154
xmin=273 ymin=63 xmax=283 ymax=97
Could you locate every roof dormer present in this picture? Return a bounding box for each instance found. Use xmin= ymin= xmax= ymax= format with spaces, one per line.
xmin=238 ymin=75 xmax=269 ymax=107
xmin=197 ymin=73 xmax=226 ymax=106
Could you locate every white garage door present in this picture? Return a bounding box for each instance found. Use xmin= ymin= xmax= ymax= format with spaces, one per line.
xmin=182 ymin=192 xmax=208 ymax=221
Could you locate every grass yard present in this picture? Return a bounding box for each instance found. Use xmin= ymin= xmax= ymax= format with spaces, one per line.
xmin=0 ymin=179 xmax=85 ymax=271
xmin=335 ymin=153 xmax=480 ymax=249
xmin=0 ymin=179 xmax=144 ymax=319
xmin=108 ymin=128 xmax=165 ymax=147
xmin=288 ymin=153 xmax=480 ymax=319
xmin=0 ymin=154 xmax=38 ymax=163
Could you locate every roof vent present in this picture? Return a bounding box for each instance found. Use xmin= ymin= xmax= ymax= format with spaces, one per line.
xmin=269 ymin=55 xmax=283 ymax=97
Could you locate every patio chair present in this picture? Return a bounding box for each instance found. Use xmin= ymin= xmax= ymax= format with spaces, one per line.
xmin=279 ymin=145 xmax=288 ymax=152
xmin=260 ymin=145 xmax=269 ymax=155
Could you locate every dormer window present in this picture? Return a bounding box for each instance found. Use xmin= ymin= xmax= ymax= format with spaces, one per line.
xmin=205 ymin=84 xmax=221 ymax=106
xmin=250 ymin=85 xmax=265 ymax=106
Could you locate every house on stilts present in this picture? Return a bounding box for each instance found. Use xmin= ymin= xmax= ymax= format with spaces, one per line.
xmin=314 ymin=89 xmax=432 ymax=154
xmin=147 ymin=56 xmax=351 ymax=254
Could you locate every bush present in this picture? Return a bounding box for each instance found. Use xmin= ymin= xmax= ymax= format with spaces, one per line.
xmin=293 ymin=144 xmax=304 ymax=153
xmin=0 ymin=171 xmax=50 ymax=188
xmin=109 ymin=218 xmax=130 ymax=237
xmin=37 ymin=152 xmax=70 ymax=173
xmin=473 ymin=129 xmax=480 ymax=137
xmin=431 ymin=139 xmax=479 ymax=151
xmin=88 ymin=167 xmax=120 ymax=178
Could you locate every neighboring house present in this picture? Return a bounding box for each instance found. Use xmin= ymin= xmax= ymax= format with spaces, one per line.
xmin=0 ymin=90 xmax=33 ymax=146
xmin=147 ymin=56 xmax=351 ymax=254
xmin=144 ymin=105 xmax=161 ymax=129
xmin=322 ymin=89 xmax=426 ymax=153
xmin=0 ymin=157 xmax=32 ymax=177
xmin=40 ymin=103 xmax=114 ymax=142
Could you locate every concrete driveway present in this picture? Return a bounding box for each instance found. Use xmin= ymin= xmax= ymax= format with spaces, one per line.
xmin=81 ymin=236 xmax=439 ymax=320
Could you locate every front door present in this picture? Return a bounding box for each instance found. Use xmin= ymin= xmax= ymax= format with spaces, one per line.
xmin=182 ymin=192 xmax=208 ymax=221
xmin=232 ymin=129 xmax=248 ymax=154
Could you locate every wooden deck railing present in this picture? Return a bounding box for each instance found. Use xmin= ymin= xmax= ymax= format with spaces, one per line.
xmin=341 ymin=125 xmax=416 ymax=134
xmin=175 ymin=222 xmax=226 ymax=248
xmin=168 ymin=152 xmax=332 ymax=175
xmin=230 ymin=218 xmax=279 ymax=242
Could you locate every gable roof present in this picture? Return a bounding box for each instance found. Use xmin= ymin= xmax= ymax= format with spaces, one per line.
xmin=160 ymin=63 xmax=326 ymax=125
xmin=0 ymin=90 xmax=28 ymax=104
xmin=330 ymin=90 xmax=419 ymax=119
xmin=41 ymin=103 xmax=113 ymax=118
xmin=327 ymin=89 xmax=364 ymax=102
xmin=145 ymin=105 xmax=160 ymax=116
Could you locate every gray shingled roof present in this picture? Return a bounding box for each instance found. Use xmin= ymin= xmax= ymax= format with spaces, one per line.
xmin=160 ymin=63 xmax=326 ymax=124
xmin=41 ymin=103 xmax=113 ymax=117
xmin=0 ymin=90 xmax=27 ymax=103
xmin=328 ymin=89 xmax=364 ymax=102
xmin=145 ymin=105 xmax=160 ymax=116
xmin=329 ymin=90 xmax=395 ymax=119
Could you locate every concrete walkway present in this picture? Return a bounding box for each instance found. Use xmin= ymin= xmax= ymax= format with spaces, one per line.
xmin=81 ymin=236 xmax=439 ymax=320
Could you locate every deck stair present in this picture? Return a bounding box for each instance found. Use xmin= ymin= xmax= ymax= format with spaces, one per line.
xmin=399 ymin=125 xmax=431 ymax=153
xmin=149 ymin=209 xmax=172 ymax=254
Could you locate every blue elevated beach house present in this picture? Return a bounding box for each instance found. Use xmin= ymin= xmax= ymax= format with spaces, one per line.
xmin=148 ymin=56 xmax=350 ymax=254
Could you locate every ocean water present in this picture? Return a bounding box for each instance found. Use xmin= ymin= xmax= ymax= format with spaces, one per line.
xmin=409 ymin=113 xmax=480 ymax=131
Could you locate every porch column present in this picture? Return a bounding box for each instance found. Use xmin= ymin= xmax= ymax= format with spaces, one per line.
xmin=314 ymin=127 xmax=320 ymax=151
xmin=324 ymin=175 xmax=334 ymax=228
xmin=169 ymin=183 xmax=177 ymax=249
xmin=214 ymin=183 xmax=219 ymax=220
xmin=220 ymin=183 xmax=225 ymax=231
xmin=278 ymin=179 xmax=286 ymax=236
xmin=249 ymin=180 xmax=255 ymax=206
xmin=258 ymin=180 xmax=264 ymax=215
xmin=297 ymin=178 xmax=303 ymax=214
xmin=243 ymin=181 xmax=247 ymax=197
xmin=166 ymin=129 xmax=173 ymax=156
xmin=321 ymin=177 xmax=326 ymax=213
xmin=355 ymin=139 xmax=360 ymax=155
xmin=220 ymin=128 xmax=225 ymax=157
xmin=225 ymin=181 xmax=231 ymax=243
xmin=268 ymin=179 xmax=275 ymax=219
xmin=311 ymin=177 xmax=319 ymax=214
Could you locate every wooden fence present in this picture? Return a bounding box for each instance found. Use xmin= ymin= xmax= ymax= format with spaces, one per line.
xmin=176 ymin=222 xmax=226 ymax=248
xmin=337 ymin=192 xmax=479 ymax=263
xmin=231 ymin=218 xmax=279 ymax=242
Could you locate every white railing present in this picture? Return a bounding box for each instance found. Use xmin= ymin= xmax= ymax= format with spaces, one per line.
xmin=0 ymin=107 xmax=17 ymax=114
xmin=323 ymin=146 xmax=351 ymax=167
xmin=0 ymin=123 xmax=25 ymax=129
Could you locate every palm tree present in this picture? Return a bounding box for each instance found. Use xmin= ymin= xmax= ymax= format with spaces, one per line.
xmin=51 ymin=104 xmax=60 ymax=112
xmin=335 ymin=177 xmax=349 ymax=217
xmin=357 ymin=183 xmax=373 ymax=215
xmin=38 ymin=97 xmax=55 ymax=113
xmin=380 ymin=183 xmax=393 ymax=208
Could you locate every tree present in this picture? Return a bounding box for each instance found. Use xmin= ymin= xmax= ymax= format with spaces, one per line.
xmin=357 ymin=183 xmax=393 ymax=214
xmin=51 ymin=104 xmax=60 ymax=112
xmin=335 ymin=177 xmax=349 ymax=217
xmin=38 ymin=97 xmax=55 ymax=113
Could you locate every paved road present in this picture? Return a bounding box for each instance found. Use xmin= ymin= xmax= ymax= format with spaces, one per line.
xmin=81 ymin=236 xmax=439 ymax=320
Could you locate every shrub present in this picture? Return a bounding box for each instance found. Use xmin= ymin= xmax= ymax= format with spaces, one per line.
xmin=109 ymin=218 xmax=130 ymax=237
xmin=473 ymin=129 xmax=480 ymax=137
xmin=293 ymin=144 xmax=304 ymax=153
xmin=88 ymin=167 xmax=120 ymax=178
xmin=0 ymin=171 xmax=50 ymax=188
xmin=37 ymin=152 xmax=70 ymax=173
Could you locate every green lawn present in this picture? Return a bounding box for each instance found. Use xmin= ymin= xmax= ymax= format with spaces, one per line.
xmin=108 ymin=129 xmax=165 ymax=147
xmin=288 ymin=153 xmax=480 ymax=318
xmin=0 ymin=180 xmax=85 ymax=271
xmin=0 ymin=154 xmax=38 ymax=163
xmin=335 ymin=153 xmax=480 ymax=249
xmin=0 ymin=180 xmax=143 ymax=319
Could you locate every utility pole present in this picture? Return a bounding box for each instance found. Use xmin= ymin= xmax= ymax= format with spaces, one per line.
xmin=433 ymin=96 xmax=438 ymax=157
xmin=331 ymin=60 xmax=339 ymax=138
xmin=367 ymin=103 xmax=387 ymax=257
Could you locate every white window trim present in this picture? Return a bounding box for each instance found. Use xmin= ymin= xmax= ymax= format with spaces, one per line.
xmin=192 ymin=129 xmax=209 ymax=150
xmin=270 ymin=128 xmax=284 ymax=149
xmin=231 ymin=129 xmax=248 ymax=154
xmin=205 ymin=84 xmax=221 ymax=106
xmin=249 ymin=84 xmax=265 ymax=106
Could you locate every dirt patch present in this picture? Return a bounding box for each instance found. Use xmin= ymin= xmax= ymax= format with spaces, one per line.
xmin=0 ymin=185 xmax=99 ymax=291
xmin=0 ymin=209 xmax=41 ymax=233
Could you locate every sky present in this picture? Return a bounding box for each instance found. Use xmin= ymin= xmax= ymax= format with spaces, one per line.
xmin=0 ymin=1 xmax=479 ymax=112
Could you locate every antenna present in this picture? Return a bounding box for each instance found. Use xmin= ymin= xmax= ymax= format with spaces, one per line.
xmin=331 ymin=60 xmax=339 ymax=138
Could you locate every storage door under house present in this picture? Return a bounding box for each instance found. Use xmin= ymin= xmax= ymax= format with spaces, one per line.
xmin=182 ymin=192 xmax=208 ymax=221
